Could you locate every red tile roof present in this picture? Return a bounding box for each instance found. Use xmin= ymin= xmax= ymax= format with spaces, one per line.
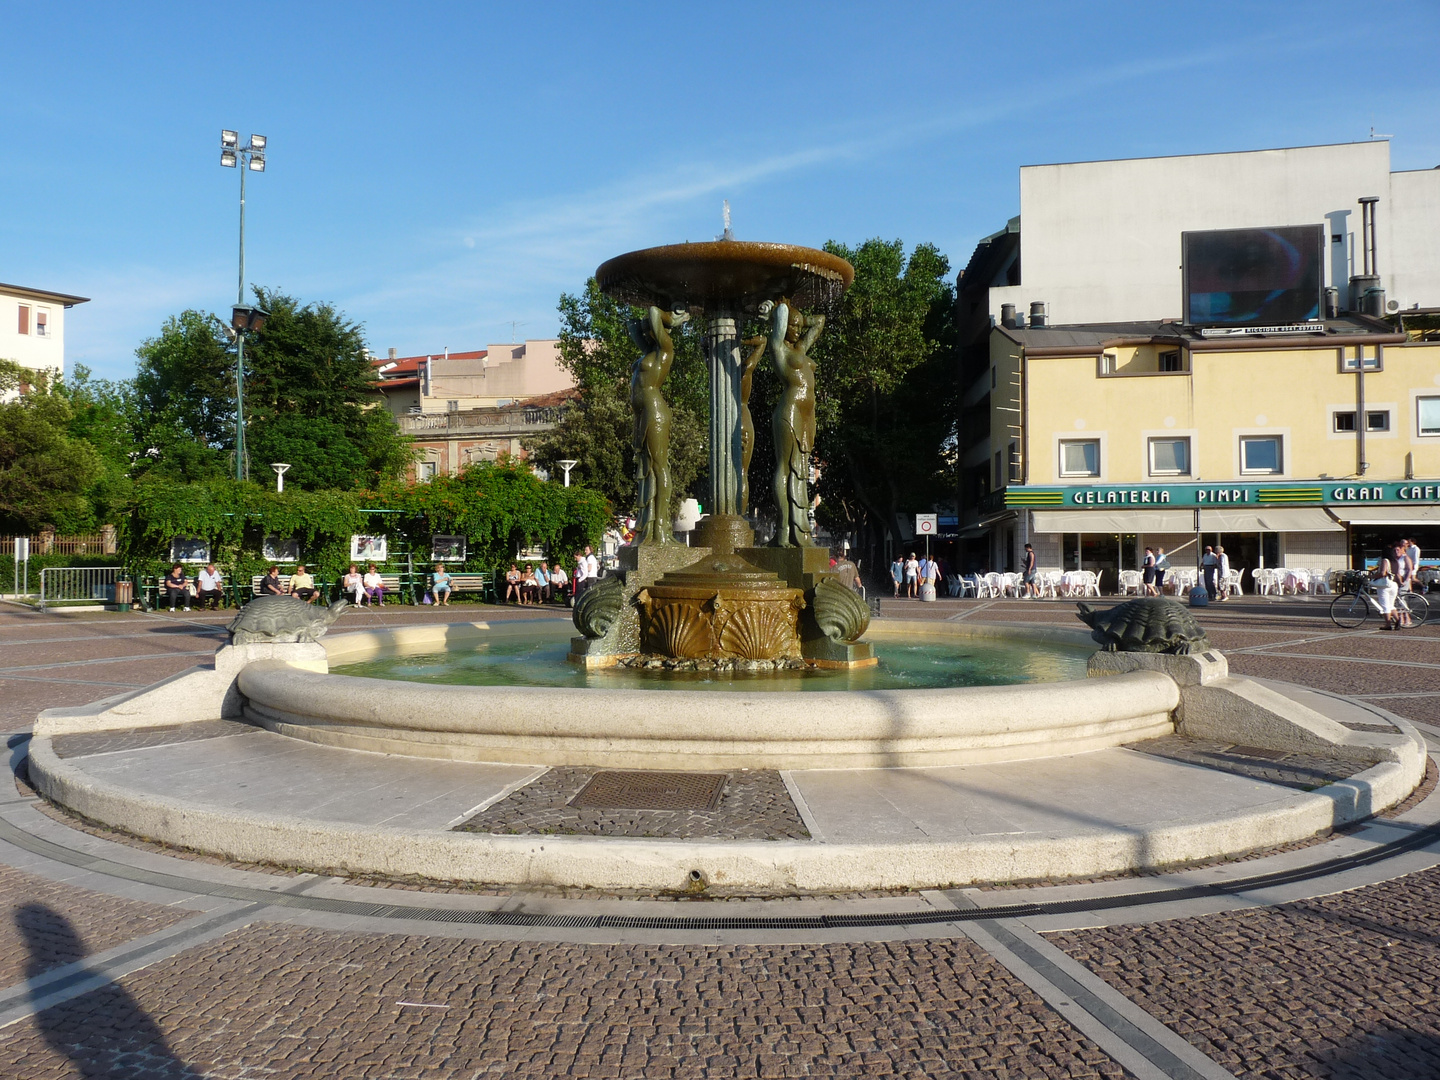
xmin=374 ymin=350 xmax=487 ymax=379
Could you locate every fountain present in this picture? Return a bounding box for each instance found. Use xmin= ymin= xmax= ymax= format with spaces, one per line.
xmin=571 ymin=239 xmax=873 ymax=670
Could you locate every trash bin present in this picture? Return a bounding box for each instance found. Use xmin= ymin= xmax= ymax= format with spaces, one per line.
xmin=109 ymin=580 xmax=133 ymax=610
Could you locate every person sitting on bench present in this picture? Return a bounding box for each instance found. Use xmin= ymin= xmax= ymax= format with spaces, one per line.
xmin=259 ymin=565 xmax=285 ymax=596
xmin=196 ymin=563 xmax=224 ymax=610
xmin=363 ymin=563 xmax=386 ymax=606
xmin=164 ymin=563 xmax=190 ymax=612
xmin=341 ymin=564 xmax=365 ymax=606
xmin=289 ymin=564 xmax=318 ymax=603
xmin=431 ymin=563 xmax=452 ymax=606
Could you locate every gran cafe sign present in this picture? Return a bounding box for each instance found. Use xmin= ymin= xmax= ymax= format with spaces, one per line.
xmin=1005 ymin=481 xmax=1440 ymax=508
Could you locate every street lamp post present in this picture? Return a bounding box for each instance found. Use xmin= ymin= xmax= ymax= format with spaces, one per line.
xmin=271 ymin=463 xmax=291 ymax=492
xmin=220 ymin=130 xmax=267 ymax=481
xmin=558 ymin=459 xmax=579 ymax=487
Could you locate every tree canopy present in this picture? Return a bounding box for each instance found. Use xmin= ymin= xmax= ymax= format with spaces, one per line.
xmin=0 ymin=362 xmax=105 ymax=533
xmin=527 ymin=279 xmax=708 ymax=515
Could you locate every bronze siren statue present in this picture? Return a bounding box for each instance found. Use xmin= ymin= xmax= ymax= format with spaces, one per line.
xmin=629 ymin=305 xmax=688 ymax=543
xmin=738 ymin=332 xmax=768 ymax=514
xmin=762 ymin=297 xmax=823 ymax=547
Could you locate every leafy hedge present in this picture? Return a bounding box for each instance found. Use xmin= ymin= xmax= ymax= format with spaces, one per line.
xmin=125 ymin=460 xmax=611 ymax=585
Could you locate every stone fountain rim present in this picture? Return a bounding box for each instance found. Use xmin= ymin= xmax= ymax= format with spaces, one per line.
xmin=595 ymin=239 xmax=856 ymax=311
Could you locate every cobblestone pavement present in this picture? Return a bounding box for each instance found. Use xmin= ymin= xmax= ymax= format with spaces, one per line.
xmin=1053 ymin=863 xmax=1440 ymax=1079
xmin=2 ymin=925 xmax=1130 ymax=1079
xmin=457 ymin=766 xmax=811 ymax=840
xmin=3 ymin=597 xmax=1440 ymax=1077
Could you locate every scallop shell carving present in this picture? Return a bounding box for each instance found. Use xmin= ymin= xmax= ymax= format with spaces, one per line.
xmin=644 ymin=601 xmax=714 ymax=658
xmin=717 ymin=601 xmax=800 ymax=660
xmin=573 ymin=574 xmax=624 ymax=639
xmin=811 ymin=577 xmax=870 ymax=643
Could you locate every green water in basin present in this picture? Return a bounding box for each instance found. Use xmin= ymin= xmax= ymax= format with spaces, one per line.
xmin=332 ymin=622 xmax=1091 ymax=692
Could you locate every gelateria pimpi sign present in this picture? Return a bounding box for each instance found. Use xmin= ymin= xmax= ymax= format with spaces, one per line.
xmin=1005 ymin=481 xmax=1440 ymax=509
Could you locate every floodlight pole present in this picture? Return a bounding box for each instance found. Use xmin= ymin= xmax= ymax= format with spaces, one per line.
xmin=221 ymin=131 xmax=266 ymax=481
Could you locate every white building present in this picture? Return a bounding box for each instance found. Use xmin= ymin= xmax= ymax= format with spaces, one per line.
xmin=0 ymin=281 xmax=89 ymax=394
xmin=986 ymin=141 xmax=1440 ymax=326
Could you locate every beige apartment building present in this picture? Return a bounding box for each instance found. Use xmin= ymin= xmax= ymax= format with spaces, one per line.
xmin=373 ymin=340 xmax=575 ymax=480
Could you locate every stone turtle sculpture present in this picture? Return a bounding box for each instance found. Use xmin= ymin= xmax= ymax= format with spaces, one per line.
xmin=228 ymin=595 xmax=349 ymax=645
xmin=1076 ymin=597 xmax=1210 ymax=655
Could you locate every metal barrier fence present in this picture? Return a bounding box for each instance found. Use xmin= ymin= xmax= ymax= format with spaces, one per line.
xmin=38 ymin=567 xmax=122 ymax=611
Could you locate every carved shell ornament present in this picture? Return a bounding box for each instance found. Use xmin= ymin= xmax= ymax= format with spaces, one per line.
xmin=810 ymin=577 xmax=870 ymax=643
xmin=644 ymin=601 xmax=715 ymax=658
xmin=714 ymin=600 xmax=800 ymax=660
xmin=573 ymin=575 xmax=624 ymax=639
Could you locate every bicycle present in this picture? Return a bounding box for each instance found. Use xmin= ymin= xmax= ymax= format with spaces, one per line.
xmin=1329 ymin=580 xmax=1429 ymax=629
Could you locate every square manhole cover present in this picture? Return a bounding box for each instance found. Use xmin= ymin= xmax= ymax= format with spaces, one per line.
xmin=570 ymin=771 xmax=727 ymax=811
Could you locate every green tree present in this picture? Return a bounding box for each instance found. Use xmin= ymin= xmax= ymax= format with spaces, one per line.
xmin=132 ymin=310 xmax=234 ymax=480
xmin=242 ymin=289 xmax=413 ymax=490
xmin=527 ymin=279 xmax=708 ymax=515
xmin=57 ymin=365 xmax=137 ymax=527
xmin=809 ymin=239 xmax=957 ymax=565
xmin=0 ymin=362 xmax=105 ymax=533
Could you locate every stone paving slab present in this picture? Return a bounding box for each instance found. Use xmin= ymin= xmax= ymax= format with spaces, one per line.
xmin=786 ymin=748 xmax=1313 ymax=845
xmin=1124 ymin=734 xmax=1369 ymax=791
xmin=59 ymin=730 xmax=541 ymax=829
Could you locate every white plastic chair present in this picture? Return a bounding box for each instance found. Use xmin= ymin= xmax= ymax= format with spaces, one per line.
xmin=998 ymin=572 xmax=1020 ymax=597
xmin=1308 ymin=569 xmax=1331 ymax=594
xmin=980 ymin=572 xmax=1002 ymax=598
xmin=1223 ymin=569 xmax=1244 ymax=596
xmin=1117 ymin=569 xmax=1143 ymax=596
xmin=1041 ymin=570 xmax=1062 ymax=598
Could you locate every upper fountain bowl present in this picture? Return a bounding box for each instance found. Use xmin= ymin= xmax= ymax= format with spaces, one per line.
xmin=596 ymin=240 xmax=855 ymax=313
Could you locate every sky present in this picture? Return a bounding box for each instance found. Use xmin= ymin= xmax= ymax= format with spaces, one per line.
xmin=3 ymin=0 xmax=1438 ymax=381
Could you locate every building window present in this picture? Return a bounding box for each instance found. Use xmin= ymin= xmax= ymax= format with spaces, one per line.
xmin=35 ymin=310 xmax=48 ymax=337
xmin=446 ymin=400 xmax=459 ymax=412
xmin=1240 ymin=436 xmax=1283 ymax=475
xmin=1059 ymin=439 xmax=1100 ymax=477
xmin=17 ymin=305 xmax=29 ymax=335
xmin=1148 ymin=437 xmax=1191 ymax=476
xmin=994 ymin=450 xmax=1004 ymax=488
xmin=1419 ymin=397 xmax=1440 ymax=437
xmin=1159 ymin=350 xmax=1183 ymax=372
xmin=416 ymin=461 xmax=437 ymax=482
xmin=1340 ymin=410 xmax=1390 ymax=433
xmin=1339 ymin=347 xmax=1381 ymax=372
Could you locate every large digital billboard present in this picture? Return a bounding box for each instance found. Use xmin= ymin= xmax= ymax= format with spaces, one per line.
xmin=1182 ymin=225 xmax=1324 ymax=327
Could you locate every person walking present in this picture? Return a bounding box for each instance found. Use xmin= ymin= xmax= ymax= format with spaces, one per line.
xmin=583 ymin=545 xmax=600 ymax=586
xmin=1021 ymin=543 xmax=1038 ymax=599
xmin=1154 ymin=547 xmax=1170 ymax=595
xmin=1372 ymin=549 xmax=1401 ymax=630
xmin=904 ymin=553 xmax=919 ymax=598
xmin=1142 ymin=547 xmax=1158 ymax=596
xmin=890 ymin=555 xmax=904 ymax=598
xmin=1217 ymin=546 xmax=1231 ymax=600
xmin=1201 ymin=546 xmax=1219 ymax=602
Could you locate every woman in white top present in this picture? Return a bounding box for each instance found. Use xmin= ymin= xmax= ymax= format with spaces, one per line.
xmin=362 ymin=564 xmax=386 ymax=606
xmin=904 ymin=554 xmax=919 ymax=598
xmin=341 ymin=564 xmax=365 ymax=606
xmin=1216 ymin=546 xmax=1231 ymax=600
xmin=1373 ymin=553 xmax=1400 ymax=630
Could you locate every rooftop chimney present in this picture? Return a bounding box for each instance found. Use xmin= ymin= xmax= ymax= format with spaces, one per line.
xmin=1029 ymin=301 xmax=1048 ymax=328
xmin=388 ymin=347 xmax=397 ymax=360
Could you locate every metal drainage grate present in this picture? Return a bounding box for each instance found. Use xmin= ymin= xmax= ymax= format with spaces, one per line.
xmin=570 ymin=771 xmax=727 ymax=811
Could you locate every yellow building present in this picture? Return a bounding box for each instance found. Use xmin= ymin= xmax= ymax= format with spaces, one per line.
xmin=975 ymin=317 xmax=1440 ymax=589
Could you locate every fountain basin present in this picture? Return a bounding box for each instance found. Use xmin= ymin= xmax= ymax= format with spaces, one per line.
xmin=596 ymin=240 xmax=855 ymax=313
xmin=235 ymin=619 xmax=1178 ymax=770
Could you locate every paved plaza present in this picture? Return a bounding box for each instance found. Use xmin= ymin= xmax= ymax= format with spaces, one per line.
xmin=2 ymin=596 xmax=1438 ymax=1078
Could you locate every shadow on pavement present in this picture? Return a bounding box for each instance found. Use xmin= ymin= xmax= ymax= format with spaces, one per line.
xmin=18 ymin=904 xmax=197 ymax=1078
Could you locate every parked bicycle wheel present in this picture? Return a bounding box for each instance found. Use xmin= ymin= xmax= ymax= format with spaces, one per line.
xmin=1329 ymin=592 xmax=1370 ymax=629
xmin=1399 ymin=592 xmax=1430 ymax=628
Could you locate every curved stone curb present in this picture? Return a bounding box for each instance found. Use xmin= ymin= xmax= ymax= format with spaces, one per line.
xmin=24 ymin=728 xmax=1425 ymax=895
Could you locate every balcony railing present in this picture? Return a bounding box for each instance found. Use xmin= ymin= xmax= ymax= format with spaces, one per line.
xmin=398 ymin=406 xmax=565 ymax=436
